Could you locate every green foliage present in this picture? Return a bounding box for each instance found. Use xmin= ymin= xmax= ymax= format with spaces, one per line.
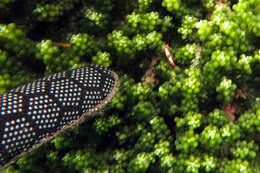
xmin=128 ymin=152 xmax=154 ymax=173
xmin=175 ymin=43 xmax=199 ymax=64
xmin=92 ymin=51 xmax=111 ymax=67
xmin=231 ymin=140 xmax=259 ymax=160
xmin=33 ymin=0 xmax=79 ymax=22
xmin=2 ymin=0 xmax=260 ymax=172
xmin=94 ymin=114 xmax=121 ymax=134
xmin=0 ymin=0 xmax=15 ymax=9
xmin=201 ymin=125 xmax=223 ymax=150
xmin=216 ymin=77 xmax=237 ymax=104
xmin=81 ymin=6 xmax=108 ymax=28
xmin=175 ymin=129 xmax=199 ymax=153
xmin=175 ymin=111 xmax=202 ymax=129
xmin=108 ymin=30 xmax=136 ymax=61
xmin=0 ymin=23 xmax=35 ymax=57
xmin=208 ymin=108 xmax=228 ymax=126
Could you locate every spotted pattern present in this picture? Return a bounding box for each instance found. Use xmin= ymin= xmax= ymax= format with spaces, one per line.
xmin=0 ymin=64 xmax=118 ymax=169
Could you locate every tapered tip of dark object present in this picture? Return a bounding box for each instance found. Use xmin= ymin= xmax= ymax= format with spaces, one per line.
xmin=0 ymin=64 xmax=119 ymax=170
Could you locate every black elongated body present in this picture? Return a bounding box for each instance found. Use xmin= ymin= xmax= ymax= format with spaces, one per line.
xmin=0 ymin=64 xmax=118 ymax=169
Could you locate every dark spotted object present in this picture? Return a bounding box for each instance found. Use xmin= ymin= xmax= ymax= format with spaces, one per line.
xmin=0 ymin=64 xmax=118 ymax=169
